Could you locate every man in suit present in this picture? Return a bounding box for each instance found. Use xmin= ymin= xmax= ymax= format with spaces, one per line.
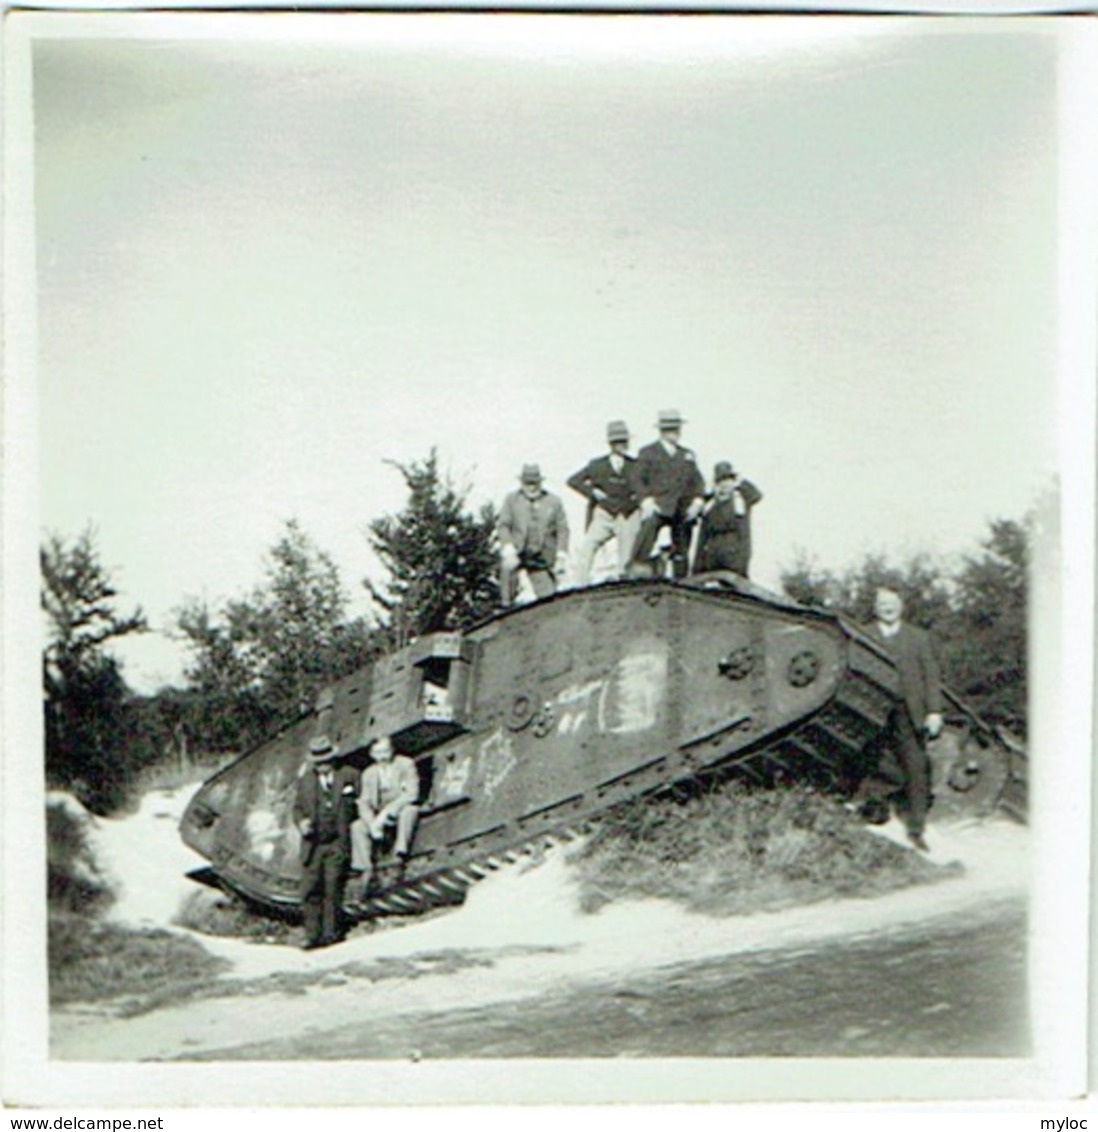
xmin=693 ymin=461 xmax=764 ymax=577
xmin=629 ymin=409 xmax=706 ymax=579
xmin=498 ymin=464 xmax=570 ymax=606
xmin=567 ymin=419 xmax=641 ymax=586
xmin=854 ymin=588 xmax=944 ymax=851
xmin=353 ymin=735 xmax=421 ymax=898
xmin=292 ymin=735 xmax=359 ymax=949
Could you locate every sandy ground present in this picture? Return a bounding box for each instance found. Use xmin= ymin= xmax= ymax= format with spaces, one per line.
xmin=49 ymin=785 xmax=1030 ymax=1061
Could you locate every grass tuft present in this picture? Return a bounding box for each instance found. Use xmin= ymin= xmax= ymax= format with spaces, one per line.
xmin=174 ymin=888 xmax=301 ymax=945
xmin=572 ymin=780 xmax=957 ymax=916
xmin=49 ymin=916 xmax=230 ymax=1007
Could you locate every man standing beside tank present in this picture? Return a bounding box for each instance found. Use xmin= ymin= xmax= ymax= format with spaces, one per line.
xmin=693 ymin=461 xmax=764 ymax=577
xmin=566 ymin=420 xmax=640 ymax=586
xmin=854 ymin=587 xmax=944 ymax=852
xmin=293 ymin=735 xmax=359 ymax=949
xmin=498 ymin=464 xmax=570 ymax=606
xmin=629 ymin=409 xmax=705 ymax=579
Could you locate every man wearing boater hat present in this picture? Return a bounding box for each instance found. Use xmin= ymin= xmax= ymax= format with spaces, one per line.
xmin=629 ymin=409 xmax=705 ymax=579
xmin=498 ymin=463 xmax=570 ymax=606
xmin=566 ymin=419 xmax=641 ymax=586
xmin=292 ymin=735 xmax=359 ymax=949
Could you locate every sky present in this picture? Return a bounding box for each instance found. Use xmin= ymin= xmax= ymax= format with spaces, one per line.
xmin=28 ymin=14 xmax=1063 ymax=692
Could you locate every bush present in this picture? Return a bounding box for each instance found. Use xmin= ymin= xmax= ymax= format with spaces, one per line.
xmin=46 ymin=798 xmax=113 ymax=915
xmin=46 ymin=795 xmax=228 ymax=1007
xmin=573 ymin=781 xmax=955 ymax=916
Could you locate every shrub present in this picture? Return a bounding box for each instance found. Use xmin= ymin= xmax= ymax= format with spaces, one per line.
xmin=573 ymin=780 xmax=955 ymax=915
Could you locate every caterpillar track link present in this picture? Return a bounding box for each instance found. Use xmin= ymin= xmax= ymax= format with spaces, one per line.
xmin=180 ymin=574 xmax=1026 ymax=918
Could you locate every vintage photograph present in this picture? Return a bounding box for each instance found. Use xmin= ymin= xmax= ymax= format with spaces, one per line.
xmin=4 ymin=9 xmax=1093 ymax=1105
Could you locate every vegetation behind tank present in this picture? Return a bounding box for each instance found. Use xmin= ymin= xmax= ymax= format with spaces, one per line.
xmin=573 ymin=779 xmax=958 ymax=917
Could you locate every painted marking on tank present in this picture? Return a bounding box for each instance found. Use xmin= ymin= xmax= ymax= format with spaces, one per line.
xmin=557 ymin=710 xmax=588 ymax=735
xmin=599 ymin=650 xmax=668 ymax=734
xmin=479 ymin=729 xmax=517 ymax=800
xmin=244 ymin=807 xmax=285 ymax=862
xmin=553 ymin=678 xmax=605 ymax=706
xmin=438 ymin=753 xmax=474 ymax=799
xmin=547 ymin=650 xmax=668 ymax=737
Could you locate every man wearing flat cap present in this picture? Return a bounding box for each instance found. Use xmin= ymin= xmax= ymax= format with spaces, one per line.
xmin=566 ymin=420 xmax=641 ymax=586
xmin=498 ymin=464 xmax=570 ymax=607
xmin=629 ymin=409 xmax=706 ymax=579
xmin=694 ymin=461 xmax=764 ymax=577
xmin=293 ymin=735 xmax=359 ymax=949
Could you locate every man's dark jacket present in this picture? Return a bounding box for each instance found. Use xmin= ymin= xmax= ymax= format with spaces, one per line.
xmin=694 ymin=480 xmax=763 ymax=575
xmin=866 ymin=622 xmax=944 ymax=729
xmin=634 ymin=441 xmax=705 ymax=516
xmin=567 ymin=454 xmax=640 ymax=526
xmin=292 ymin=763 xmax=360 ymax=866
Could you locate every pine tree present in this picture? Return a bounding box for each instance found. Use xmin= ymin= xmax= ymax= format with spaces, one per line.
xmin=366 ymin=450 xmax=500 ymax=644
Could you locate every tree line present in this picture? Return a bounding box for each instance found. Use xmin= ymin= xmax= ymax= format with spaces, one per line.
xmin=42 ymin=451 xmax=1029 ymax=813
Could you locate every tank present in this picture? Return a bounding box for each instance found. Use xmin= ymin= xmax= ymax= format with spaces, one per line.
xmin=180 ymin=574 xmax=1027 ymax=916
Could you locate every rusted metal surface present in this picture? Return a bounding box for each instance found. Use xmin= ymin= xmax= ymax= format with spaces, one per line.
xmin=180 ymin=575 xmax=1026 ymax=916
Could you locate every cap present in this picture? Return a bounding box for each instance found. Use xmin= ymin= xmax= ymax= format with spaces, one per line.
xmin=606 ymin=420 xmax=630 ymax=443
xmin=520 ymin=463 xmax=544 ymax=485
xmin=656 ymin=409 xmax=686 ymax=429
xmin=713 ymin=461 xmax=736 ymax=481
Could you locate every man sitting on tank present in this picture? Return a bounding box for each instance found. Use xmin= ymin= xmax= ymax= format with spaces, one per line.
xmin=693 ymin=461 xmax=764 ymax=577
xmin=352 ymin=735 xmax=421 ymax=899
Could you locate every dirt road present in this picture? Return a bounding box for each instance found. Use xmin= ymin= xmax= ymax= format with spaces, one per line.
xmin=182 ymin=894 xmax=1026 ymax=1060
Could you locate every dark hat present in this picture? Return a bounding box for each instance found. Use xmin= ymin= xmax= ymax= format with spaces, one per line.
xmin=606 ymin=420 xmax=630 ymax=442
xmin=519 ymin=463 xmax=544 ymax=485
xmin=656 ymin=409 xmax=686 ymax=429
xmin=713 ymin=461 xmax=736 ymax=481
xmin=308 ymin=735 xmax=339 ymax=762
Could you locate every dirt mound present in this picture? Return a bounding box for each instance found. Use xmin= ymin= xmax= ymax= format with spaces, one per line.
xmin=573 ymin=782 xmax=958 ymax=916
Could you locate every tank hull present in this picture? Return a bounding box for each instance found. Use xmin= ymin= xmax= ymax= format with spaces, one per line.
xmin=180 ymin=577 xmax=1025 ymax=915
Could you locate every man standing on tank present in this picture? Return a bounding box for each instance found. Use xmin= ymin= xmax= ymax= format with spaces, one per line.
xmin=293 ymin=735 xmax=359 ymax=949
xmin=498 ymin=464 xmax=570 ymax=606
xmin=567 ymin=420 xmax=641 ymax=586
xmin=629 ymin=409 xmax=705 ymax=579
xmin=854 ymin=587 xmax=944 ymax=852
xmin=693 ymin=461 xmax=763 ymax=577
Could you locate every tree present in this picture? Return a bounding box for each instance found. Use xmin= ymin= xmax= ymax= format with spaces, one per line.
xmin=41 ymin=528 xmax=147 ymax=812
xmin=780 ymin=518 xmax=1029 ymax=731
xmin=945 ymin=518 xmax=1028 ymax=730
xmin=366 ymin=450 xmax=500 ymax=644
xmin=780 ymin=549 xmax=952 ymax=629
xmin=176 ymin=520 xmax=377 ymax=752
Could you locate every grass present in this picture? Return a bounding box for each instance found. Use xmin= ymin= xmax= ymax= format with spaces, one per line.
xmin=572 ymin=780 xmax=958 ymax=916
xmin=47 ymin=797 xmax=230 ymax=1008
xmin=49 ymin=916 xmax=231 ymax=1008
xmin=175 ymin=887 xmax=301 ymax=945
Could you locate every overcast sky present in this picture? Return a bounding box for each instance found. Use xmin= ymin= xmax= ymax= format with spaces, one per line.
xmin=31 ymin=15 xmax=1061 ymax=691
